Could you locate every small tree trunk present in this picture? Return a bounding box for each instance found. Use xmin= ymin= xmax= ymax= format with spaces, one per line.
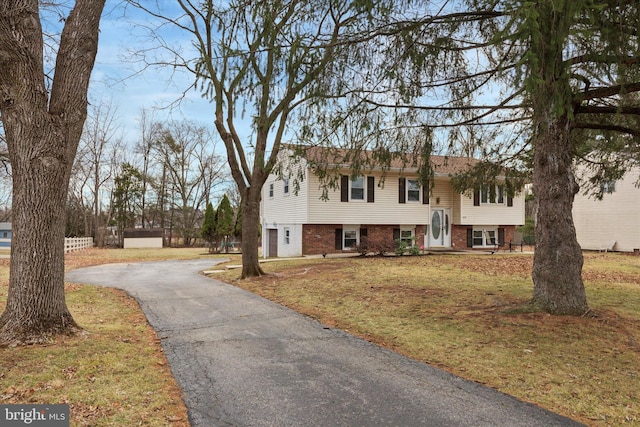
xmin=240 ymin=186 xmax=265 ymax=278
xmin=531 ymin=116 xmax=589 ymax=315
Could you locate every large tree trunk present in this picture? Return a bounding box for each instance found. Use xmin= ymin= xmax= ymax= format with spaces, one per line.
xmin=240 ymin=185 xmax=265 ymax=279
xmin=0 ymin=130 xmax=80 ymax=345
xmin=0 ymin=0 xmax=106 ymax=346
xmin=531 ymin=116 xmax=589 ymax=315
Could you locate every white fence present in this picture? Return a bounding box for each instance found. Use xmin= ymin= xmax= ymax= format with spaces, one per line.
xmin=64 ymin=237 xmax=94 ymax=253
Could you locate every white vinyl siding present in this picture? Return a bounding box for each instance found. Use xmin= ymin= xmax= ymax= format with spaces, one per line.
xmin=431 ymin=178 xmax=455 ymax=208
xmin=307 ymin=172 xmax=429 ymax=225
xmin=573 ymin=168 xmax=640 ymax=252
xmin=261 ymin=161 xmax=309 ymax=226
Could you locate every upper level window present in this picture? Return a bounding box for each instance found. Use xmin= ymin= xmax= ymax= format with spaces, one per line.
xmin=351 ymin=176 xmax=364 ymax=201
xmin=284 ymin=178 xmax=290 ymax=195
xmin=269 ymin=183 xmax=274 ymax=198
xmin=601 ymin=181 xmax=616 ymax=194
xmin=407 ymin=179 xmax=420 ymax=202
xmin=481 ymin=185 xmax=504 ymax=204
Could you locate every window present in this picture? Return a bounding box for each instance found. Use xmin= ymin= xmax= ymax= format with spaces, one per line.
xmin=407 ymin=179 xmax=420 ymax=202
xmin=343 ymin=227 xmax=359 ymax=249
xmin=351 ymin=176 xmax=364 ymax=200
xmin=284 ymin=178 xmax=290 ymax=195
xmin=473 ymin=227 xmax=497 ymax=247
xmin=472 ymin=230 xmax=484 ymax=246
xmin=485 ymin=229 xmax=497 ymax=245
xmin=481 ymin=185 xmax=505 ymax=204
xmin=269 ymin=183 xmax=274 ymax=198
xmin=400 ymin=227 xmax=414 ymax=246
xmin=284 ymin=227 xmax=290 ymax=245
xmin=601 ymin=181 xmax=616 ymax=194
xmin=341 ymin=175 xmax=374 ymax=202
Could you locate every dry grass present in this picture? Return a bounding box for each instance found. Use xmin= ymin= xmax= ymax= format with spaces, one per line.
xmin=0 ymin=247 xmax=224 ymax=427
xmin=214 ymin=252 xmax=640 ymax=427
xmin=2 ymin=248 xmax=638 ymax=426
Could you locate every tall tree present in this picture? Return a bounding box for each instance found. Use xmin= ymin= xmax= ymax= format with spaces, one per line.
xmin=152 ymin=122 xmax=225 ymax=246
xmin=127 ymin=0 xmax=407 ymax=277
xmin=111 ymin=163 xmax=144 ymax=247
xmin=201 ymin=201 xmax=216 ymax=253
xmin=381 ymin=0 xmax=640 ymax=314
xmin=216 ymin=195 xmax=234 ymax=254
xmin=71 ymin=99 xmax=123 ymax=244
xmin=0 ymin=1 xmax=106 ymax=345
xmin=134 ymin=108 xmax=163 ymax=229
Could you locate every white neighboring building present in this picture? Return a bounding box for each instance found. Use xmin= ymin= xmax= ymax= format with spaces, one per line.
xmin=573 ymin=168 xmax=640 ymax=253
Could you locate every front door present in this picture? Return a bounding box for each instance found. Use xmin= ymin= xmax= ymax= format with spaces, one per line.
xmin=430 ymin=209 xmax=451 ymax=247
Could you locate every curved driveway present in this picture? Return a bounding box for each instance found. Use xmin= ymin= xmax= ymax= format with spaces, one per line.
xmin=65 ymin=259 xmax=583 ymax=427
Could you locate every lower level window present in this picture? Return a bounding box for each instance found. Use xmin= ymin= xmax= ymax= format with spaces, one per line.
xmin=284 ymin=227 xmax=290 ymax=244
xmin=344 ymin=228 xmax=358 ymax=249
xmin=400 ymin=228 xmax=414 ymax=246
xmin=473 ymin=228 xmax=497 ymax=247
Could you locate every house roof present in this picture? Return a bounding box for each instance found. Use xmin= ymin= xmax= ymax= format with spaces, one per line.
xmin=293 ymin=145 xmax=480 ymax=176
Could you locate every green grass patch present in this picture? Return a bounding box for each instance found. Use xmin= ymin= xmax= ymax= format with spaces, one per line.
xmin=215 ymin=253 xmax=640 ymax=426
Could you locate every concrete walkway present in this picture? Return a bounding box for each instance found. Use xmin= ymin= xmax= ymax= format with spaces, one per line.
xmin=65 ymin=259 xmax=582 ymax=427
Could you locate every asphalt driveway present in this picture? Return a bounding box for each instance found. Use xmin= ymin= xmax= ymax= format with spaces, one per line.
xmin=65 ymin=259 xmax=584 ymax=427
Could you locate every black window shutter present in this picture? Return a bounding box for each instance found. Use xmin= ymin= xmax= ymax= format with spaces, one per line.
xmin=341 ymin=175 xmax=349 ymax=202
xmin=393 ymin=228 xmax=400 ymax=247
xmin=507 ymin=196 xmax=513 ymax=207
xmin=360 ymin=228 xmax=368 ymax=247
xmin=466 ymin=228 xmax=473 ymax=247
xmin=367 ymin=176 xmax=375 ymax=203
xmin=473 ymin=189 xmax=480 ymax=206
xmin=335 ymin=228 xmax=343 ymax=250
xmin=498 ymin=228 xmax=505 ymax=246
xmin=399 ymin=178 xmax=406 ymax=204
xmin=422 ymin=180 xmax=429 ymax=205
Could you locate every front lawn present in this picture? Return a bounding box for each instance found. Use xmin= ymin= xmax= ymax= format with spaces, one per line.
xmin=215 ymin=252 xmax=640 ymax=426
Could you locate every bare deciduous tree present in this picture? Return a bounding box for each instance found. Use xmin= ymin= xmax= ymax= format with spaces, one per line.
xmin=70 ymin=99 xmax=123 ymax=244
xmin=153 ymin=121 xmax=225 ymax=246
xmin=127 ymin=0 xmax=408 ymax=277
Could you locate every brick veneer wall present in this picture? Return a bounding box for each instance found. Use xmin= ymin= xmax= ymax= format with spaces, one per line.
xmin=302 ymin=224 xmax=337 ymax=255
xmin=451 ymin=225 xmax=517 ymax=250
xmin=302 ymin=224 xmax=426 ymax=255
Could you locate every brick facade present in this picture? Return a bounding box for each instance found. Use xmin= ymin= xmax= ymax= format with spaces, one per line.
xmin=302 ymin=223 xmax=516 ymax=254
xmin=451 ymin=225 xmax=516 ymax=250
xmin=302 ymin=224 xmax=426 ymax=255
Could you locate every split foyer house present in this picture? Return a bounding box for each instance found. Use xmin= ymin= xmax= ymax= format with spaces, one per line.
xmin=573 ymin=167 xmax=640 ymax=253
xmin=261 ymin=147 xmax=525 ymax=257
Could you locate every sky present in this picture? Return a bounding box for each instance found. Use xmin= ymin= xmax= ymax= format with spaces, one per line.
xmin=89 ymin=1 xmax=227 ymax=149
